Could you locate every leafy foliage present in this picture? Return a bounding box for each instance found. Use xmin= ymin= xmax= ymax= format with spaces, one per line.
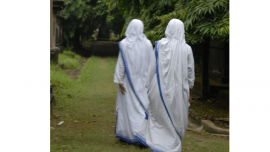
xmin=62 ymin=0 xmax=109 ymax=48
xmin=184 ymin=0 xmax=229 ymax=42
xmin=106 ymin=1 xmax=125 ymax=35
xmin=62 ymin=0 xmax=229 ymax=46
xmin=108 ymin=0 xmax=229 ymax=45
xmin=108 ymin=0 xmax=178 ymax=38
xmin=58 ymin=50 xmax=81 ymax=69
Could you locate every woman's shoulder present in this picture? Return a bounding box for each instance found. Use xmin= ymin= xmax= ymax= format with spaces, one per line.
xmin=119 ymin=38 xmax=127 ymax=44
xmin=184 ymin=43 xmax=191 ymax=50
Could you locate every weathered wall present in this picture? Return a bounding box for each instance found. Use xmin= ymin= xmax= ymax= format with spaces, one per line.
xmin=50 ymin=0 xmax=53 ymax=48
xmin=50 ymin=0 xmax=63 ymax=49
xmin=52 ymin=14 xmax=56 ymax=48
xmin=51 ymin=0 xmax=64 ymax=63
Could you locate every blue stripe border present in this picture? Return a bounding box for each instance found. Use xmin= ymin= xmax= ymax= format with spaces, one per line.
xmin=115 ymin=111 xmax=139 ymax=143
xmin=116 ymin=134 xmax=139 ymax=143
xmin=118 ymin=43 xmax=149 ymax=117
xmin=134 ymin=133 xmax=148 ymax=147
xmin=135 ymin=133 xmax=163 ymax=152
xmin=154 ymin=41 xmax=181 ymax=139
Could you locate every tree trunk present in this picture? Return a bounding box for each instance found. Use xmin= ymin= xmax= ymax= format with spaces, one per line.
xmin=73 ymin=30 xmax=82 ymax=49
xmin=67 ymin=37 xmax=70 ymax=49
xmin=201 ymin=38 xmax=210 ymax=100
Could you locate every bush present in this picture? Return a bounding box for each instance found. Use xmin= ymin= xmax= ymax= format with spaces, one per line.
xmin=58 ymin=54 xmax=80 ymax=70
xmin=58 ymin=50 xmax=82 ymax=70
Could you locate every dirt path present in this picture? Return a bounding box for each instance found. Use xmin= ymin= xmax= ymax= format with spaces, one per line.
xmin=68 ymin=58 xmax=88 ymax=79
xmin=50 ymin=57 xmax=229 ymax=152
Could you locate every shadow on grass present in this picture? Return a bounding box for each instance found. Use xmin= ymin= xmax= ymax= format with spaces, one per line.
xmin=118 ymin=139 xmax=148 ymax=150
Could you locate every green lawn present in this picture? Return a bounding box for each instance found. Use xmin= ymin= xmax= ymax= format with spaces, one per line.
xmin=57 ymin=50 xmax=82 ymax=70
xmin=50 ymin=55 xmax=229 ymax=152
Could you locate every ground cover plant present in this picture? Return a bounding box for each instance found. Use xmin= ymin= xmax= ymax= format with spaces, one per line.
xmin=50 ymin=54 xmax=229 ymax=152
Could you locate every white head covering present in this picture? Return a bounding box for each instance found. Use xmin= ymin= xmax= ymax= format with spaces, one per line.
xmin=113 ymin=20 xmax=154 ymax=142
xmin=124 ymin=19 xmax=148 ymax=49
xmin=156 ymin=19 xmax=194 ymax=139
xmin=165 ymin=19 xmax=185 ymax=42
xmin=117 ymin=19 xmax=153 ymax=111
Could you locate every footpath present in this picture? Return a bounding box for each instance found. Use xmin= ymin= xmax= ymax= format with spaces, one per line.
xmin=50 ymin=40 xmax=229 ymax=152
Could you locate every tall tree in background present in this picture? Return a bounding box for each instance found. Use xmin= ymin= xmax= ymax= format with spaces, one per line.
xmin=62 ymin=0 xmax=108 ymax=49
xmin=106 ymin=4 xmax=125 ymax=36
xmin=109 ymin=0 xmax=229 ymax=100
xmin=147 ymin=0 xmax=229 ymax=100
xmin=108 ymin=0 xmax=178 ymax=37
xmin=184 ymin=0 xmax=229 ymax=100
xmin=62 ymin=0 xmax=229 ymax=99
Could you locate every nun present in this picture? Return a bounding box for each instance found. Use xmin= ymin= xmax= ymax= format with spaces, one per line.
xmin=114 ymin=19 xmax=153 ymax=143
xmin=135 ymin=19 xmax=195 ymax=152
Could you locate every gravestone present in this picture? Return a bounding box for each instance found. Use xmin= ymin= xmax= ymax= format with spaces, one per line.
xmin=50 ymin=47 xmax=59 ymax=63
xmin=55 ymin=11 xmax=64 ymax=53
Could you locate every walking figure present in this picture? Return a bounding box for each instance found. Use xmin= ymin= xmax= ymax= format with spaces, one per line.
xmin=114 ymin=19 xmax=153 ymax=143
xmin=135 ymin=19 xmax=195 ymax=152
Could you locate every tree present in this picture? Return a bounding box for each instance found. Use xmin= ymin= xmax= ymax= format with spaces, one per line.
xmin=109 ymin=0 xmax=229 ymax=100
xmin=62 ymin=0 xmax=109 ymax=49
xmin=108 ymin=0 xmax=179 ymax=38
xmin=184 ymin=0 xmax=229 ymax=100
xmin=106 ymin=4 xmax=125 ymax=36
xmin=147 ymin=0 xmax=229 ymax=100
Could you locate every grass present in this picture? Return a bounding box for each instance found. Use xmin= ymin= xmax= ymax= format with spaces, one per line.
xmin=190 ymin=101 xmax=229 ymax=118
xmin=50 ymin=56 xmax=229 ymax=152
xmin=182 ymin=131 xmax=229 ymax=152
xmin=190 ymin=94 xmax=229 ymax=129
xmin=191 ymin=77 xmax=229 ymax=121
xmin=58 ymin=50 xmax=82 ymax=70
xmin=82 ymin=39 xmax=92 ymax=48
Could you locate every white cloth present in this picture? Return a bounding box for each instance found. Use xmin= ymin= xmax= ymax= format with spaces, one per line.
xmin=135 ymin=19 xmax=195 ymax=152
xmin=114 ymin=19 xmax=153 ymax=143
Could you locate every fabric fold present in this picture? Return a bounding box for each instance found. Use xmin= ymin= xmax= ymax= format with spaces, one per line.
xmin=135 ymin=19 xmax=195 ymax=152
xmin=114 ymin=19 xmax=153 ymax=143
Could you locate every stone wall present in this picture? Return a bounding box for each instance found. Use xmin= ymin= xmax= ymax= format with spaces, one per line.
xmin=50 ymin=0 xmax=65 ymax=63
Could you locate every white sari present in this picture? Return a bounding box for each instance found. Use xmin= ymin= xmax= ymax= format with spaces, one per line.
xmin=114 ymin=19 xmax=153 ymax=143
xmin=135 ymin=19 xmax=195 ymax=152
